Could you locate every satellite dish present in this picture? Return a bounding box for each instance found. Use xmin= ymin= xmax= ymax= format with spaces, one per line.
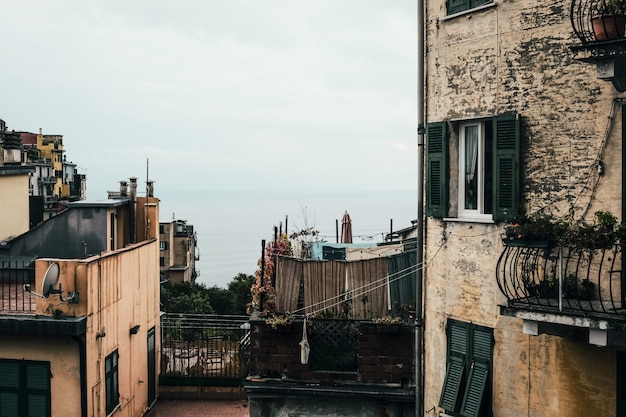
xmin=41 ymin=262 xmax=61 ymax=298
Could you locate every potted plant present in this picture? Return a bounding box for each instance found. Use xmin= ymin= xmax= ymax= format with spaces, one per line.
xmin=373 ymin=316 xmax=402 ymax=333
xmin=591 ymin=0 xmax=626 ymax=41
xmin=562 ymin=274 xmax=579 ymax=299
xmin=538 ymin=277 xmax=557 ymax=298
xmin=580 ymin=279 xmax=596 ymax=300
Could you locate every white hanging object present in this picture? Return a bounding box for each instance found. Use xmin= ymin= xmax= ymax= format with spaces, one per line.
xmin=300 ymin=317 xmax=310 ymax=365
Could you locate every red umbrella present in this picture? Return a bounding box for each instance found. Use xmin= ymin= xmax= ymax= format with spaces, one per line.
xmin=341 ymin=211 xmax=353 ymax=244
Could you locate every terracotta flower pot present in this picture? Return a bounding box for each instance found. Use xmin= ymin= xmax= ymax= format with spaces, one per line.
xmin=592 ymin=14 xmax=626 ymax=41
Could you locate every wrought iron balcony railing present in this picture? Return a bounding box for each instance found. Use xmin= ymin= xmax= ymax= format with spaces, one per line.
xmin=571 ymin=0 xmax=626 ymax=45
xmin=496 ymin=243 xmax=625 ymax=319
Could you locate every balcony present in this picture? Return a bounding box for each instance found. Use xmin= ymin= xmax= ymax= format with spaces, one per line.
xmin=571 ymin=0 xmax=626 ymax=90
xmin=0 ymin=260 xmax=35 ymax=313
xmin=496 ymin=242 xmax=626 ymax=345
xmin=245 ymin=318 xmax=415 ymax=408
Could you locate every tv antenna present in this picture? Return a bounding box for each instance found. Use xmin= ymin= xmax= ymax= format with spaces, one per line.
xmin=23 ymin=262 xmax=79 ymax=303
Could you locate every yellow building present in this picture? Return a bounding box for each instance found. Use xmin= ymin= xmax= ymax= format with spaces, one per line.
xmin=37 ymin=132 xmax=64 ymax=198
xmin=0 ymin=178 xmax=160 ymax=417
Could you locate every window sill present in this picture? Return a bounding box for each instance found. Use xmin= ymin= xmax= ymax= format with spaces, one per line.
xmin=443 ymin=217 xmax=494 ymax=224
xmin=441 ymin=2 xmax=496 ymax=21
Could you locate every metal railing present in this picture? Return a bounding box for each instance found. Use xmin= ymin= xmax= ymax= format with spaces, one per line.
xmin=496 ymin=243 xmax=625 ymax=319
xmin=160 ymin=313 xmax=250 ymax=386
xmin=0 ymin=260 xmax=35 ymax=313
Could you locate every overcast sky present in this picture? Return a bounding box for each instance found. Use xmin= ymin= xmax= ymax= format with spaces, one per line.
xmin=2 ymin=1 xmax=417 ymax=198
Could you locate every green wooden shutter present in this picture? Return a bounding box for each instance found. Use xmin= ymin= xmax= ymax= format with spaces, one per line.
xmin=493 ymin=113 xmax=520 ymax=221
xmin=449 ymin=0 xmax=492 ymax=14
xmin=448 ymin=0 xmax=470 ymax=14
xmin=460 ymin=361 xmax=489 ymax=417
xmin=427 ymin=122 xmax=449 ymax=218
xmin=440 ymin=356 xmax=466 ymax=411
xmin=0 ymin=361 xmax=19 ymax=417
xmin=439 ymin=321 xmax=468 ymax=412
xmin=26 ymin=362 xmax=50 ymax=417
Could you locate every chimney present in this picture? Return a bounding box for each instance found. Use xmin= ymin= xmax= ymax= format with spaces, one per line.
xmin=146 ymin=180 xmax=154 ymax=198
xmin=2 ymin=131 xmax=22 ymax=164
xmin=129 ymin=177 xmax=137 ymax=244
xmin=119 ymin=180 xmax=128 ymax=196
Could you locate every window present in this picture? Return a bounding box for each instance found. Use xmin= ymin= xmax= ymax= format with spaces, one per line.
xmin=439 ymin=320 xmax=493 ymax=417
xmin=447 ymin=0 xmax=493 ymax=15
xmin=105 ymin=350 xmax=119 ymax=414
xmin=160 ymin=257 xmax=165 ymax=267
xmin=159 ymin=241 xmax=168 ymax=251
xmin=426 ymin=113 xmax=520 ymax=222
xmin=0 ymin=359 xmax=51 ymax=417
xmin=458 ymin=121 xmax=493 ymax=220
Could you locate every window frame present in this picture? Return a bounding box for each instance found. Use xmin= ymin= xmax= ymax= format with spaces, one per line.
xmin=0 ymin=358 xmax=51 ymax=417
xmin=458 ymin=121 xmax=492 ymax=221
xmin=426 ymin=113 xmax=520 ymax=223
xmin=105 ymin=350 xmax=119 ymax=415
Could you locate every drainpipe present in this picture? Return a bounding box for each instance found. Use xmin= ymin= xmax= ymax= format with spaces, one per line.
xmin=416 ymin=0 xmax=426 ymax=415
xmin=71 ymin=334 xmax=88 ymax=417
xmin=622 ymin=105 xmax=626 ymax=304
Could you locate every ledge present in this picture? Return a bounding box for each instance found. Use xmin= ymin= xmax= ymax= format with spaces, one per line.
xmin=244 ymin=378 xmax=415 ymax=402
xmin=0 ymin=314 xmax=87 ymax=336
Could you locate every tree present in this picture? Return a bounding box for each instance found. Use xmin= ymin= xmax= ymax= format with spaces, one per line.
xmin=161 ymin=281 xmax=214 ymax=314
xmin=228 ymin=273 xmax=256 ymax=314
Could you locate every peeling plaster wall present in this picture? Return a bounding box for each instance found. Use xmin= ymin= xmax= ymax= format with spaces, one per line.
xmin=423 ymin=0 xmax=623 ymax=415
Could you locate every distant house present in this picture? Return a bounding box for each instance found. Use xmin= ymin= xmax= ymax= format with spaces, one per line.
xmin=159 ymin=220 xmax=199 ymax=284
xmin=0 ymin=177 xmax=160 ymax=417
xmin=1 ymin=121 xmax=86 ymax=226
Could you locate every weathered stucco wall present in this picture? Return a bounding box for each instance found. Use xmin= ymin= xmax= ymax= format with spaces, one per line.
xmin=34 ymin=238 xmax=160 ymax=417
xmin=0 ymin=173 xmax=30 ymax=240
xmin=423 ymin=0 xmax=623 ymax=415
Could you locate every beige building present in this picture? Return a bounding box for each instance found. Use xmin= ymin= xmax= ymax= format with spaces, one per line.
xmin=0 ymin=178 xmax=160 ymax=417
xmin=0 ymin=166 xmax=32 ymax=241
xmin=159 ymin=220 xmax=198 ymax=284
xmin=420 ymin=0 xmax=626 ymax=416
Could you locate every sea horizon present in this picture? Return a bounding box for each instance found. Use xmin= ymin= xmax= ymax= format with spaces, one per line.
xmin=157 ymin=188 xmax=418 ymax=288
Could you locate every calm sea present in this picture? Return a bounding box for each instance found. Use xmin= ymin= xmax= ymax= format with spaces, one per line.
xmin=158 ymin=189 xmax=417 ymax=288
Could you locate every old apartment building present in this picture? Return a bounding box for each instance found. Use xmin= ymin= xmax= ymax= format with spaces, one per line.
xmin=0 ymin=177 xmax=160 ymax=417
xmin=159 ymin=220 xmax=199 ymax=284
xmin=421 ymin=0 xmax=626 ymax=416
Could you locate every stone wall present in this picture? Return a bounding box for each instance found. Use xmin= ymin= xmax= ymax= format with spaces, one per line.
xmin=423 ymin=0 xmax=624 ymax=415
